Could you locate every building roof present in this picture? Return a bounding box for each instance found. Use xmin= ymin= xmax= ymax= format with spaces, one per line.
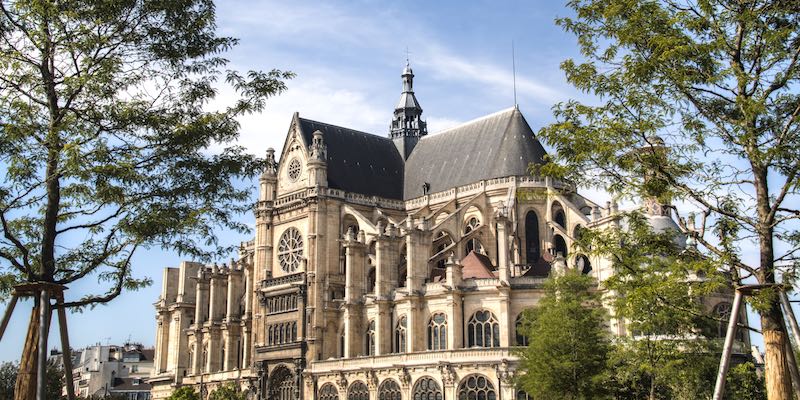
xmin=404 ymin=107 xmax=547 ymax=199
xmin=461 ymin=251 xmax=496 ymax=279
xmin=110 ymin=377 xmax=152 ymax=392
xmin=297 ymin=118 xmax=405 ymax=200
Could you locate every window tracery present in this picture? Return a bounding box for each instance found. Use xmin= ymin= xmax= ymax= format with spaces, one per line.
xmin=467 ymin=310 xmax=500 ymax=348
xmin=366 ymin=320 xmax=376 ymax=356
xmin=428 ymin=313 xmax=447 ymax=350
xmin=515 ymin=314 xmax=528 ymax=346
xmin=287 ymin=158 xmax=302 ymax=181
xmin=457 ymin=375 xmax=496 ymax=400
xmin=348 ymin=381 xmax=369 ymax=400
xmin=412 ymin=377 xmax=443 ymax=400
xmin=278 ymin=227 xmax=303 ymax=272
xmin=319 ymin=383 xmax=339 ymax=400
xmin=378 ymin=379 xmax=402 ymax=400
xmin=394 ymin=316 xmax=407 ymax=353
xmin=269 ymin=366 xmax=296 ymax=400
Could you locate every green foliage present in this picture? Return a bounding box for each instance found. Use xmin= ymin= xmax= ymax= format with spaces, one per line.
xmin=0 ymin=1 xmax=292 ymax=307
xmin=208 ymin=382 xmax=246 ymax=400
xmin=0 ymin=359 xmax=66 ymax=399
xmin=725 ymin=362 xmax=767 ymax=400
xmin=166 ymin=386 xmax=200 ymax=400
xmin=0 ymin=361 xmax=16 ymax=400
xmin=517 ymin=270 xmax=610 ymax=400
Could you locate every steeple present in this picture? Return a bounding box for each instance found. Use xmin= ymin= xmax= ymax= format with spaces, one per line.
xmin=390 ymin=61 xmax=427 ymax=160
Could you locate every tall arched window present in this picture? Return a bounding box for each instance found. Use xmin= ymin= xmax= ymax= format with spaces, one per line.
xmin=428 ymin=313 xmax=447 ymax=350
xmin=366 ymin=320 xmax=376 ymax=356
xmin=714 ymin=302 xmax=745 ymax=342
xmin=413 ymin=377 xmax=443 ymax=400
xmin=394 ymin=316 xmax=407 ymax=353
xmin=348 ymin=381 xmax=369 ymax=400
xmin=457 ymin=375 xmax=496 ymax=400
xmin=515 ymin=314 xmax=528 ymax=346
xmin=553 ymin=234 xmax=568 ymax=258
xmin=525 ymin=211 xmax=540 ymax=263
xmin=467 ymin=310 xmax=500 ymax=348
xmin=319 ymin=383 xmax=339 ymax=400
xmin=378 ymin=379 xmax=402 ymax=400
xmin=268 ymin=366 xmax=296 ymax=400
xmin=367 ymin=267 xmax=376 ymax=294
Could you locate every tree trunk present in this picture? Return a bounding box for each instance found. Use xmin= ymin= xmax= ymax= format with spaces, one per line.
xmin=762 ymin=306 xmax=793 ymax=400
xmin=14 ymin=303 xmax=39 ymax=400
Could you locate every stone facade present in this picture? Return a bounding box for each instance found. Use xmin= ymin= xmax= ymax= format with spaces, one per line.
xmin=150 ymin=66 xmax=748 ymax=400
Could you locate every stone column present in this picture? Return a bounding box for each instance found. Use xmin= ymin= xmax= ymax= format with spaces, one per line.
xmin=154 ymin=312 xmax=170 ymax=373
xmin=375 ymin=301 xmax=391 ymax=355
xmin=445 ymin=258 xmax=463 ymax=350
xmin=343 ymin=228 xmax=366 ymax=357
xmin=496 ymin=212 xmax=511 ymax=285
xmin=195 ymin=268 xmax=209 ymax=323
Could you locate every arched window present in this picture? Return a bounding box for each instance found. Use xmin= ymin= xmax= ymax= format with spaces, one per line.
xmin=378 ymin=379 xmax=402 ymax=400
xmin=428 ymin=313 xmax=447 ymax=350
xmin=525 ymin=211 xmax=540 ymax=263
xmin=515 ymin=314 xmax=528 ymax=346
xmin=278 ymin=227 xmax=304 ymax=273
xmin=291 ymin=322 xmax=297 ymax=341
xmin=576 ymin=254 xmax=592 ymax=275
xmin=319 ymin=383 xmax=339 ymax=400
xmin=413 ymin=377 xmax=443 ymax=400
xmin=366 ymin=320 xmax=376 ymax=356
xmin=464 ymin=218 xmax=484 ymax=256
xmin=552 ymin=201 xmax=566 ymax=228
xmin=467 ymin=310 xmax=500 ymax=348
xmin=268 ymin=366 xmax=296 ymax=400
xmin=348 ymin=381 xmax=369 ymax=400
xmin=268 ymin=326 xmax=274 ymax=345
xmin=394 ymin=316 xmax=407 ymax=353
xmin=516 ymin=389 xmax=532 ymax=400
xmin=714 ymin=302 xmax=745 ymax=342
xmin=367 ymin=267 xmax=376 ymax=294
xmin=553 ymin=234 xmax=568 ymax=258
xmin=457 ymin=375 xmax=496 ymax=400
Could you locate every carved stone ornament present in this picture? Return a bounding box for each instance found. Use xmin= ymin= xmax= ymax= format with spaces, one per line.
xmin=496 ymin=359 xmax=514 ymax=385
xmin=367 ymin=370 xmax=379 ymax=390
xmin=439 ymin=363 xmax=456 ymax=387
xmin=399 ymin=367 xmax=412 ymax=388
xmin=336 ymin=372 xmax=348 ymax=391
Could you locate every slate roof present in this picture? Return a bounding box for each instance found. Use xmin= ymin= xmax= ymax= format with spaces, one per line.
xmin=403 ymin=107 xmax=547 ymax=199
xmin=292 ymin=107 xmax=547 ymax=201
xmin=110 ymin=377 xmax=152 ymax=392
xmin=297 ymin=118 xmax=405 ymax=200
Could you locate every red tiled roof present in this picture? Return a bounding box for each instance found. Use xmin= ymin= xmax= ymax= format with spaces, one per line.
xmin=461 ymin=251 xmax=495 ymax=279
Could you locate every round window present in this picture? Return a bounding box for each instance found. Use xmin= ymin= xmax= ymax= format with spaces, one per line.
xmin=278 ymin=227 xmax=303 ymax=272
xmin=287 ymin=158 xmax=302 ymax=181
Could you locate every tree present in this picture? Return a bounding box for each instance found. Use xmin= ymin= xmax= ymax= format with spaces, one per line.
xmin=0 ymin=361 xmax=17 ymax=399
xmin=0 ymin=359 xmax=66 ymax=400
xmin=208 ymin=382 xmax=246 ymax=400
xmin=538 ymin=1 xmax=800 ymax=398
xmin=165 ymin=386 xmax=200 ymax=400
xmin=726 ymin=362 xmax=767 ymax=400
xmin=517 ymin=270 xmax=610 ymax=400
xmin=0 ymin=0 xmax=292 ymax=398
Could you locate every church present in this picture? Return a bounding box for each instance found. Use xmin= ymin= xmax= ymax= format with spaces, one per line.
xmin=148 ymin=64 xmax=747 ymax=400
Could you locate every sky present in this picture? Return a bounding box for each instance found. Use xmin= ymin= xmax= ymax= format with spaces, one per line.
xmin=0 ymin=0 xmax=776 ymax=362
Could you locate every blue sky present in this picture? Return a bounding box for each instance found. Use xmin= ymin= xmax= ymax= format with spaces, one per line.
xmin=0 ymin=0 xmax=773 ymax=362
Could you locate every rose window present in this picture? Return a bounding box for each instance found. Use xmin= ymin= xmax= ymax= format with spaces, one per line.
xmin=287 ymin=158 xmax=302 ymax=181
xmin=278 ymin=227 xmax=303 ymax=272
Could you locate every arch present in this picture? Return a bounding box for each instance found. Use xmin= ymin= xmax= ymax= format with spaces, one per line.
xmin=463 ymin=216 xmax=481 ymax=234
xmin=576 ymin=254 xmax=592 ymax=275
xmin=342 ymin=214 xmax=360 ymax=238
xmin=366 ymin=267 xmax=376 ymax=294
xmin=268 ymin=365 xmax=296 ymax=400
xmin=428 ymin=313 xmax=447 ymax=350
xmin=573 ymin=224 xmax=584 ymax=241
xmin=365 ymin=320 xmax=376 ymax=356
xmin=348 ymin=381 xmax=369 ymax=400
xmin=394 ymin=316 xmax=407 ymax=353
xmin=516 ymin=389 xmax=532 ymax=400
xmin=714 ymin=302 xmax=745 ymax=342
xmin=378 ymin=379 xmax=402 ymax=400
xmin=319 ymin=383 xmax=339 ymax=400
xmin=525 ymin=211 xmax=540 ymax=264
xmin=412 ymin=376 xmax=443 ymax=400
xmin=432 ymin=230 xmax=455 ymax=269
xmin=553 ymin=234 xmax=568 ymax=258
xmin=457 ymin=374 xmax=496 ymax=400
xmin=467 ymin=310 xmax=500 ymax=348
xmin=434 ymin=211 xmax=450 ymax=227
xmin=551 ymin=201 xmax=566 ymax=228
xmin=515 ymin=313 xmax=529 ymax=346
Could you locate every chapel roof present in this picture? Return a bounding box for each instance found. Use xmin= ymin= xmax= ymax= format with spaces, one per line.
xmin=293 ymin=107 xmax=547 ymax=201
xmin=403 ymin=107 xmax=547 ymax=199
xmin=297 ymin=118 xmax=405 ymax=200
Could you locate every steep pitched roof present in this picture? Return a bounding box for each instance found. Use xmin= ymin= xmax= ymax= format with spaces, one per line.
xmin=461 ymin=251 xmax=496 ymax=279
xmin=403 ymin=107 xmax=547 ymax=199
xmin=297 ymin=118 xmax=405 ymax=200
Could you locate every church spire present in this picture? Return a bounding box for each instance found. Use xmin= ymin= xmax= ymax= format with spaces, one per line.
xmin=391 ymin=60 xmax=427 ymax=159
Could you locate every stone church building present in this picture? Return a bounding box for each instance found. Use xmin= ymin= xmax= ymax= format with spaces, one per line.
xmin=149 ymin=64 xmax=747 ymax=400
